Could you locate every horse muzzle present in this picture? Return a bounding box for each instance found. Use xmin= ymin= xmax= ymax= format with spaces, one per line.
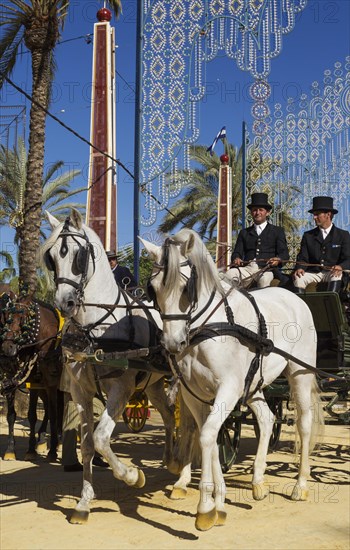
xmin=55 ymin=290 xmax=79 ymax=318
xmin=161 ymin=333 xmax=187 ymax=355
xmin=1 ymin=341 xmax=18 ymax=357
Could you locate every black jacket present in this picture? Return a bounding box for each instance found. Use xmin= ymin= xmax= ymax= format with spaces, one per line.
xmin=112 ymin=265 xmax=138 ymax=289
xmin=295 ymin=225 xmax=350 ymax=272
xmin=231 ymin=223 xmax=289 ymax=268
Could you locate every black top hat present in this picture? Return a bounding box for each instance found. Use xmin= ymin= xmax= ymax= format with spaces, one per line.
xmin=247 ymin=192 xmax=272 ymax=211
xmin=106 ymin=250 xmax=118 ymax=260
xmin=308 ymin=196 xmax=338 ymax=214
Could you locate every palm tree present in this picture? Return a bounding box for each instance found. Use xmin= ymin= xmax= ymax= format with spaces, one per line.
xmin=159 ymin=143 xmax=300 ymax=241
xmin=0 ymin=251 xmax=16 ymax=282
xmin=0 ymin=0 xmax=122 ymax=292
xmin=159 ymin=143 xmax=243 ymax=238
xmin=0 ymin=137 xmax=85 ymax=243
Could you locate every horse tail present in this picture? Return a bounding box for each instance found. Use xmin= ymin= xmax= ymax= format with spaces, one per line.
xmin=293 ymin=376 xmax=325 ymax=455
xmin=309 ymin=377 xmax=325 ymax=454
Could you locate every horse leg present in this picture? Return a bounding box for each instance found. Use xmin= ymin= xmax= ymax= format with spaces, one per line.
xmin=57 ymin=389 xmax=64 ymax=444
xmin=193 ymin=386 xmax=241 ymax=531
xmin=167 ymin=391 xmax=197 ymax=500
xmin=68 ymin=374 xmax=97 ymax=524
xmin=36 ymin=389 xmax=49 ymax=453
xmin=248 ymin=395 xmax=274 ymax=501
xmin=4 ymin=392 xmax=16 ymax=460
xmin=46 ymin=386 xmax=59 ymax=461
xmin=146 ymin=378 xmax=176 ymax=467
xmin=182 ymin=395 xmax=219 ymax=531
xmin=93 ymin=377 xmax=145 ymax=489
xmin=25 ymin=389 xmax=40 ymax=461
xmin=286 ymin=372 xmax=323 ymax=501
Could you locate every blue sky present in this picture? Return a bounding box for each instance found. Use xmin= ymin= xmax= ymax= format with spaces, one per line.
xmin=1 ymin=0 xmax=349 ymax=268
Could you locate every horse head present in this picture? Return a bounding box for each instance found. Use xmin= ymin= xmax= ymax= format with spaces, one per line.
xmin=0 ymin=291 xmax=37 ymax=357
xmin=42 ymin=209 xmax=117 ymax=319
xmin=141 ymin=229 xmax=223 ymax=354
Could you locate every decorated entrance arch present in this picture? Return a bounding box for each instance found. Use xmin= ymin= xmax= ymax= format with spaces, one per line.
xmin=245 ymin=57 xmax=350 ymax=258
xmin=136 ymin=0 xmax=308 ymax=227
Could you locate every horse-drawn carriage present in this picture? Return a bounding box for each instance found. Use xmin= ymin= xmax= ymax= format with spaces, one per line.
xmin=1 ymin=211 xmax=349 ymax=530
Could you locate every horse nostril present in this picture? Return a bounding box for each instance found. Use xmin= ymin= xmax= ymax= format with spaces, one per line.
xmin=66 ymin=300 xmax=75 ymax=310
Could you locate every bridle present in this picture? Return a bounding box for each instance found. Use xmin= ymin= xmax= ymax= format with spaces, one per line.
xmin=0 ymin=299 xmax=40 ymax=349
xmin=147 ymin=238 xmax=216 ymax=328
xmin=44 ymin=217 xmax=96 ymax=304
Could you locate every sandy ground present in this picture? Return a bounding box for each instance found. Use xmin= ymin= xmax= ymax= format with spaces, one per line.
xmin=0 ymin=403 xmax=349 ymax=550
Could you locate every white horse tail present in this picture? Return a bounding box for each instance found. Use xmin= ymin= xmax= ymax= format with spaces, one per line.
xmin=293 ymin=376 xmax=325 ymax=455
xmin=309 ymin=377 xmax=325 ymax=454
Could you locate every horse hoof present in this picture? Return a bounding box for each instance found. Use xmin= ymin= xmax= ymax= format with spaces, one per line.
xmin=3 ymin=452 xmax=16 ymax=461
xmin=291 ymin=486 xmax=309 ymax=501
xmin=167 ymin=460 xmax=182 ymax=476
xmin=69 ymin=510 xmax=89 ymax=524
xmin=170 ymin=487 xmax=187 ymax=500
xmin=24 ymin=451 xmax=39 ymax=461
xmin=195 ymin=508 xmax=218 ymax=531
xmin=134 ymin=469 xmax=146 ymax=489
xmin=215 ymin=511 xmax=227 ymax=526
xmin=252 ymin=483 xmax=269 ymax=501
xmin=47 ymin=452 xmax=58 ymax=463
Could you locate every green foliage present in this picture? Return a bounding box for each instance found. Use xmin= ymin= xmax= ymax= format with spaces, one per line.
xmin=0 ymin=137 xmax=85 ymax=242
xmin=117 ymin=243 xmax=154 ymax=287
xmin=159 ymin=143 xmax=300 ymax=241
xmin=0 ymin=251 xmax=16 ymax=282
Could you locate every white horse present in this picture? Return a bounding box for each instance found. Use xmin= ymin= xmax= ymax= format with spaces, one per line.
xmin=141 ymin=228 xmax=324 ymax=531
xmin=42 ymin=210 xmax=194 ymax=524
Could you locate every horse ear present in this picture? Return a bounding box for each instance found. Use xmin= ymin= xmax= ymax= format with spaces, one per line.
xmin=70 ymin=208 xmax=83 ymax=229
xmin=45 ymin=211 xmax=60 ymax=229
xmin=139 ymin=237 xmax=161 ymax=261
xmin=183 ymin=231 xmax=196 ymax=256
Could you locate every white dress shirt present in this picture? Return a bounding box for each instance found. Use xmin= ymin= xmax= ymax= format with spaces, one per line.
xmin=321 ymin=224 xmax=333 ymax=239
xmin=254 ymin=221 xmax=268 ymax=235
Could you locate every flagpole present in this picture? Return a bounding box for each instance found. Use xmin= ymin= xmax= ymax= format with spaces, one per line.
xmin=241 ymin=121 xmax=247 ymax=229
xmin=133 ymin=0 xmax=143 ymax=282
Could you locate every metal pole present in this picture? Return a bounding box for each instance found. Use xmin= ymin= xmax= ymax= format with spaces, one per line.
xmin=133 ymin=0 xmax=143 ymax=282
xmin=241 ymin=121 xmax=247 ymax=229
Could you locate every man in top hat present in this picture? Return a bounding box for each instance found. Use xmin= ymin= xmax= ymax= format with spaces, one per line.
xmin=226 ymin=192 xmax=289 ymax=288
xmin=106 ymin=250 xmax=138 ymax=290
xmin=293 ymin=196 xmax=350 ymax=292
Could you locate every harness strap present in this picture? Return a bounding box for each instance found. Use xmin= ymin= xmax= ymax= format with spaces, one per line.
xmin=83 ymin=285 xmax=122 ymax=332
xmin=189 ymin=322 xmax=345 ymax=381
xmin=168 ymin=353 xmax=214 ymax=406
xmin=237 ymin=288 xmax=268 ymax=403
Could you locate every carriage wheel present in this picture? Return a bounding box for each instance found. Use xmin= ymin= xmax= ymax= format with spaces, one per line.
xmin=122 ymin=391 xmax=149 ymax=433
xmin=217 ymin=405 xmax=242 ymax=473
xmin=253 ymin=396 xmax=283 ymax=451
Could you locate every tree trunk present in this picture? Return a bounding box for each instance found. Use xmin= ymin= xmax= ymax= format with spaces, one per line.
xmin=18 ymin=49 xmax=51 ymax=294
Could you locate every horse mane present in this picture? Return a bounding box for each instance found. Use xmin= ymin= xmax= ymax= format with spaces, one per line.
xmin=164 ymin=229 xmax=224 ymax=297
xmin=41 ymin=221 xmax=65 ymax=263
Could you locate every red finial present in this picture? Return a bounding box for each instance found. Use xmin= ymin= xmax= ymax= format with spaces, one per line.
xmin=97 ymin=7 xmax=112 ymax=22
xmin=220 ymin=153 xmax=229 ymax=165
